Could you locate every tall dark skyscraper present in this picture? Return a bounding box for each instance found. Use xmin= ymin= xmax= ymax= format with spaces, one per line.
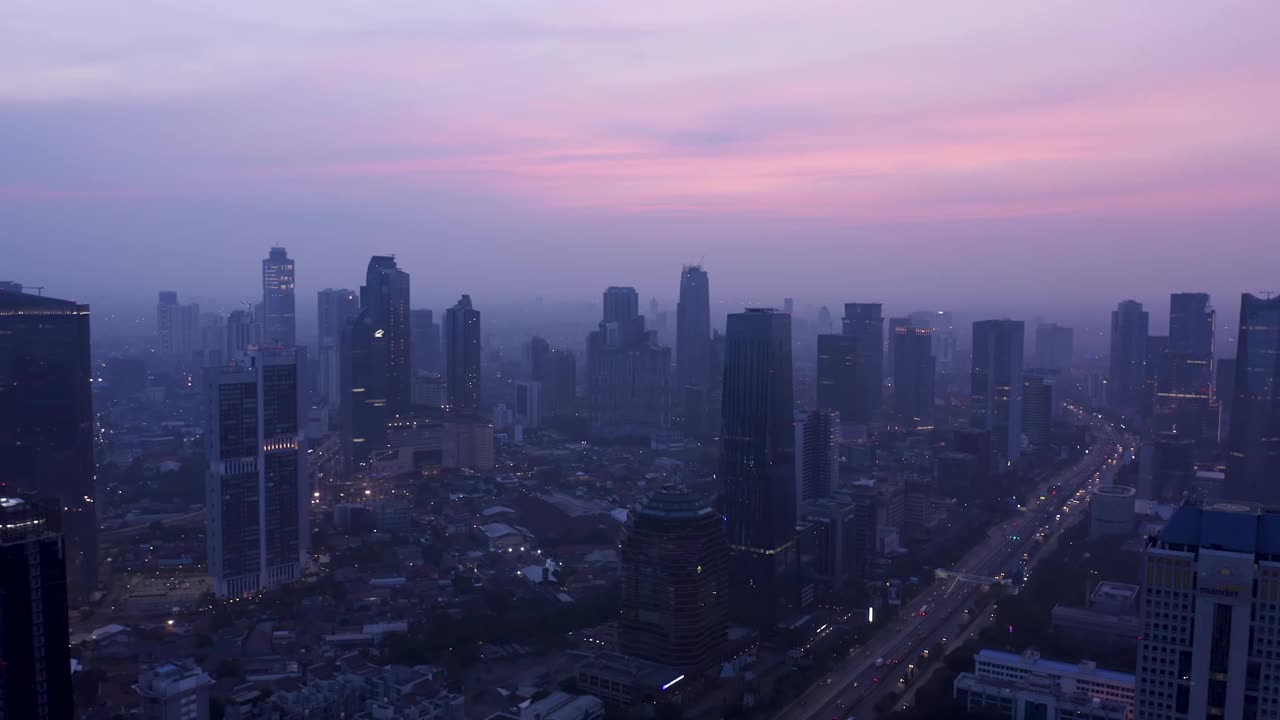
xmin=676 ymin=265 xmax=711 ymax=394
xmin=816 ymin=333 xmax=859 ymax=420
xmin=0 ymin=290 xmax=97 ymax=602
xmin=343 ymin=257 xmax=409 ymax=470
xmin=722 ymin=308 xmax=797 ymax=633
xmin=1156 ymin=293 xmax=1215 ymax=453
xmin=360 ymin=256 xmax=411 ymax=409
xmin=1226 ymin=294 xmax=1280 ymax=504
xmin=971 ymin=319 xmax=1024 ymax=468
xmin=841 ymin=303 xmax=883 ymax=423
xmin=262 ymin=246 xmax=296 ymax=346
xmin=795 ymin=409 xmax=840 ymax=508
xmin=1034 ymin=322 xmax=1074 ymax=372
xmin=891 ymin=323 xmax=936 ymax=430
xmin=1021 ymin=372 xmax=1055 ymax=451
xmin=886 ymin=316 xmax=910 ymax=383
xmin=587 ymin=287 xmax=671 ymax=434
xmin=1109 ymin=299 xmax=1149 ymax=414
xmin=0 ymin=494 xmax=74 ymax=720
xmin=206 ymin=347 xmax=308 ymax=598
xmin=316 ymin=288 xmax=359 ymax=411
xmin=411 ymin=308 xmax=441 ymax=375
xmin=618 ymin=485 xmax=728 ymax=671
xmin=443 ymin=294 xmax=482 ymax=410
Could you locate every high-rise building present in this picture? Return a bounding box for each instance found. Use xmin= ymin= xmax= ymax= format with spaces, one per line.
xmin=587 ymin=287 xmax=671 ymax=434
xmin=618 ymin=485 xmax=728 ymax=671
xmin=816 ymin=306 xmax=834 ymax=336
xmin=0 ymin=494 xmax=74 ymax=720
xmin=1034 ymin=322 xmax=1074 ymax=372
xmin=443 ymin=294 xmax=482 ymax=410
xmin=135 ymin=660 xmax=214 ymax=720
xmin=1156 ymin=293 xmax=1216 ymax=453
xmin=411 ymin=308 xmax=441 ymax=375
xmin=226 ymin=309 xmax=254 ymax=358
xmin=1022 ymin=372 xmax=1055 ymax=451
xmin=1109 ymin=300 xmax=1149 ymax=414
xmin=157 ymin=291 xmax=200 ymax=357
xmin=891 ymin=323 xmax=936 ymax=430
xmin=1135 ymin=501 xmax=1280 ymax=719
xmin=361 ymin=256 xmax=411 ymax=409
xmin=261 ymin=246 xmax=296 ymax=346
xmin=841 ymin=303 xmax=884 ymax=422
xmin=1225 ymin=294 xmax=1280 ymax=504
xmin=795 ymin=409 xmax=840 ymax=510
xmin=886 ymin=317 xmax=910 ymax=384
xmin=1144 ymin=334 xmax=1170 ymax=421
xmin=0 ymin=290 xmax=97 ymax=601
xmin=971 ymin=319 xmax=1024 ymax=468
xmin=158 ymin=290 xmax=177 ymax=353
xmin=676 ymin=265 xmax=712 ymax=396
xmin=817 ymin=334 xmax=859 ymax=421
xmin=799 ymin=495 xmax=860 ymax=590
xmin=910 ymin=310 xmax=958 ymax=375
xmin=722 ymin=308 xmax=797 ymax=633
xmin=514 ymin=380 xmax=542 ymax=428
xmin=343 ymin=259 xmax=409 ymax=470
xmin=206 ymin=348 xmax=308 ymax=598
xmin=316 ymin=288 xmax=359 ymax=411
xmin=1146 ymin=432 xmax=1194 ymax=503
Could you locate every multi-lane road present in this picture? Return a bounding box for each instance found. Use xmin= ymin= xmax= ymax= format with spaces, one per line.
xmin=781 ymin=417 xmax=1126 ymax=720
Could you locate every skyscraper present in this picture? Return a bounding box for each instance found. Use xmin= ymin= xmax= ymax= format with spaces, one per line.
xmin=1021 ymin=372 xmax=1055 ymax=451
xmin=676 ymin=265 xmax=711 ymax=395
xmin=891 ymin=323 xmax=936 ymax=430
xmin=226 ymin=309 xmax=254 ymax=358
xmin=0 ymin=494 xmax=74 ymax=720
xmin=157 ymin=291 xmax=199 ymax=357
xmin=1034 ymin=322 xmax=1074 ymax=372
xmin=1156 ymin=293 xmax=1215 ymax=454
xmin=618 ymin=485 xmax=728 ymax=671
xmin=587 ymin=287 xmax=671 ymax=434
xmin=722 ymin=308 xmax=797 ymax=633
xmin=1226 ymin=293 xmax=1280 ymax=504
xmin=443 ymin=294 xmax=482 ymax=410
xmin=796 ymin=409 xmax=840 ymax=509
xmin=316 ymin=288 xmax=359 ymax=410
xmin=971 ymin=319 xmax=1024 ymax=468
xmin=1109 ymin=300 xmax=1149 ymax=414
xmin=0 ymin=290 xmax=97 ymax=601
xmin=261 ymin=246 xmax=296 ymax=346
xmin=360 ymin=256 xmax=411 ymax=410
xmin=886 ymin=316 xmax=910 ymax=384
xmin=206 ymin=347 xmax=308 ymax=598
xmin=841 ymin=303 xmax=883 ymax=422
xmin=816 ymin=334 xmax=859 ymax=420
xmin=411 ymin=308 xmax=441 ymax=375
xmin=1136 ymin=501 xmax=1280 ymax=719
xmin=157 ymin=290 xmax=177 ymax=353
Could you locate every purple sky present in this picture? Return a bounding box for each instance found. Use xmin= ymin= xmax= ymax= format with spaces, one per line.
xmin=3 ymin=1 xmax=1278 ymax=319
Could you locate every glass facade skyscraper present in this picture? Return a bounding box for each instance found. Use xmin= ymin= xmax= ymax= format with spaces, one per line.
xmin=676 ymin=265 xmax=711 ymax=394
xmin=971 ymin=319 xmax=1025 ymax=468
xmin=262 ymin=246 xmax=296 ymax=346
xmin=1226 ymin=293 xmax=1280 ymax=504
xmin=444 ymin=294 xmax=482 ymax=410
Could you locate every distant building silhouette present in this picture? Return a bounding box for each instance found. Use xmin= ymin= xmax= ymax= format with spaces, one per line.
xmin=411 ymin=308 xmax=441 ymax=376
xmin=619 ymin=485 xmax=728 ymax=671
xmin=971 ymin=319 xmax=1024 ymax=468
xmin=342 ymin=257 xmax=409 ymax=470
xmin=262 ymin=246 xmax=296 ymax=346
xmin=1226 ymin=293 xmax=1280 ymax=504
xmin=0 ymin=494 xmax=74 ymax=720
xmin=1034 ymin=322 xmax=1074 ymax=372
xmin=316 ymin=288 xmax=359 ymax=412
xmin=676 ymin=265 xmax=712 ymax=396
xmin=1022 ymin=372 xmax=1055 ymax=451
xmin=206 ymin=347 xmax=308 ymax=598
xmin=0 ymin=290 xmax=97 ymax=601
xmin=722 ymin=308 xmax=797 ymax=633
xmin=587 ymin=287 xmax=671 ymax=435
xmin=1156 ymin=293 xmax=1215 ymax=456
xmin=443 ymin=295 xmax=482 ymax=410
xmin=891 ymin=323 xmax=936 ymax=430
xmin=157 ymin=290 xmax=199 ymax=357
xmin=1109 ymin=300 xmax=1149 ymax=415
xmin=841 ymin=303 xmax=883 ymax=423
xmin=817 ymin=333 xmax=859 ymax=421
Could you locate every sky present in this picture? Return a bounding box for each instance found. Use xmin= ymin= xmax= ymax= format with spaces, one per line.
xmin=3 ymin=1 xmax=1278 ymax=323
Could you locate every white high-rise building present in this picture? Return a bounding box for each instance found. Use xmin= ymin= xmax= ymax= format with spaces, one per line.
xmin=1136 ymin=501 xmax=1280 ymax=719
xmin=205 ymin=347 xmax=309 ymax=598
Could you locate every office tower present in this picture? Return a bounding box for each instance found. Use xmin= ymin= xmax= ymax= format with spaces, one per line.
xmin=841 ymin=303 xmax=883 ymax=422
xmin=1147 ymin=432 xmax=1194 ymax=502
xmin=534 ymin=345 xmax=576 ymax=418
xmin=1109 ymin=300 xmax=1149 ymax=414
xmin=891 ymin=323 xmax=936 ymax=430
xmin=817 ymin=334 xmax=859 ymax=420
xmin=0 ymin=494 xmax=74 ymax=720
xmin=136 ymin=661 xmax=213 ymax=720
xmin=618 ymin=485 xmax=729 ymax=671
xmin=158 ymin=291 xmax=200 ymax=357
xmin=910 ymin=310 xmax=958 ymax=375
xmin=1035 ymin=322 xmax=1074 ymax=372
xmin=1135 ymin=501 xmax=1280 ymax=719
xmin=343 ymin=260 xmax=409 ymax=469
xmin=361 ymin=256 xmax=412 ymax=409
xmin=676 ymin=265 xmax=712 ymax=395
xmin=1225 ymin=294 xmax=1280 ymax=504
xmin=316 ymin=288 xmax=359 ymax=411
xmin=799 ymin=495 xmax=859 ymax=589
xmin=226 ymin=309 xmax=254 ymax=358
xmin=971 ymin=319 xmax=1024 ymax=468
xmin=1022 ymin=372 xmax=1055 ymax=451
xmin=411 ymin=308 xmax=441 ymax=375
xmin=722 ymin=308 xmax=797 ymax=633
xmin=886 ymin=317 xmax=910 ymax=383
xmin=795 ymin=409 xmax=840 ymax=509
xmin=816 ymin=306 xmax=833 ymax=335
xmin=587 ymin=287 xmax=672 ymax=434
xmin=1156 ymin=293 xmax=1216 ymax=454
xmin=206 ymin=347 xmax=308 ymax=598
xmin=1169 ymin=292 xmax=1215 ymax=357
xmin=443 ymin=294 xmax=482 ymax=410
xmin=1144 ymin=335 xmax=1170 ymax=420
xmin=0 ymin=291 xmax=97 ymax=601
xmin=514 ymin=380 xmax=542 ymax=427
xmin=261 ymin=246 xmax=296 ymax=346
xmin=526 ymin=335 xmax=551 ymax=381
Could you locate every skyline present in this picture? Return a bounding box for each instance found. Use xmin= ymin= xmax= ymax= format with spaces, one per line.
xmin=4 ymin=2 xmax=1279 ymax=312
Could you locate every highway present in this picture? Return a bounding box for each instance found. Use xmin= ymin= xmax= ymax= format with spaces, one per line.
xmin=781 ymin=416 xmax=1125 ymax=720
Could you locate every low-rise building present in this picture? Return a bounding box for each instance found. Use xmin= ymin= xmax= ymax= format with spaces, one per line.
xmin=135 ymin=660 xmax=214 ymax=720
xmin=954 ymin=649 xmax=1134 ymax=720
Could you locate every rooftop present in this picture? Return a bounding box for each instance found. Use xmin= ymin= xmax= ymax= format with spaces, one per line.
xmin=1157 ymin=502 xmax=1280 ymax=555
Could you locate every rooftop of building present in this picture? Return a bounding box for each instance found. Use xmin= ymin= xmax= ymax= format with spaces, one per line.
xmin=975 ymin=649 xmax=1135 ymax=686
xmin=1093 ymin=484 xmax=1136 ymax=498
xmin=633 ymin=485 xmax=716 ymax=522
xmin=1156 ymin=501 xmax=1280 ymax=554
